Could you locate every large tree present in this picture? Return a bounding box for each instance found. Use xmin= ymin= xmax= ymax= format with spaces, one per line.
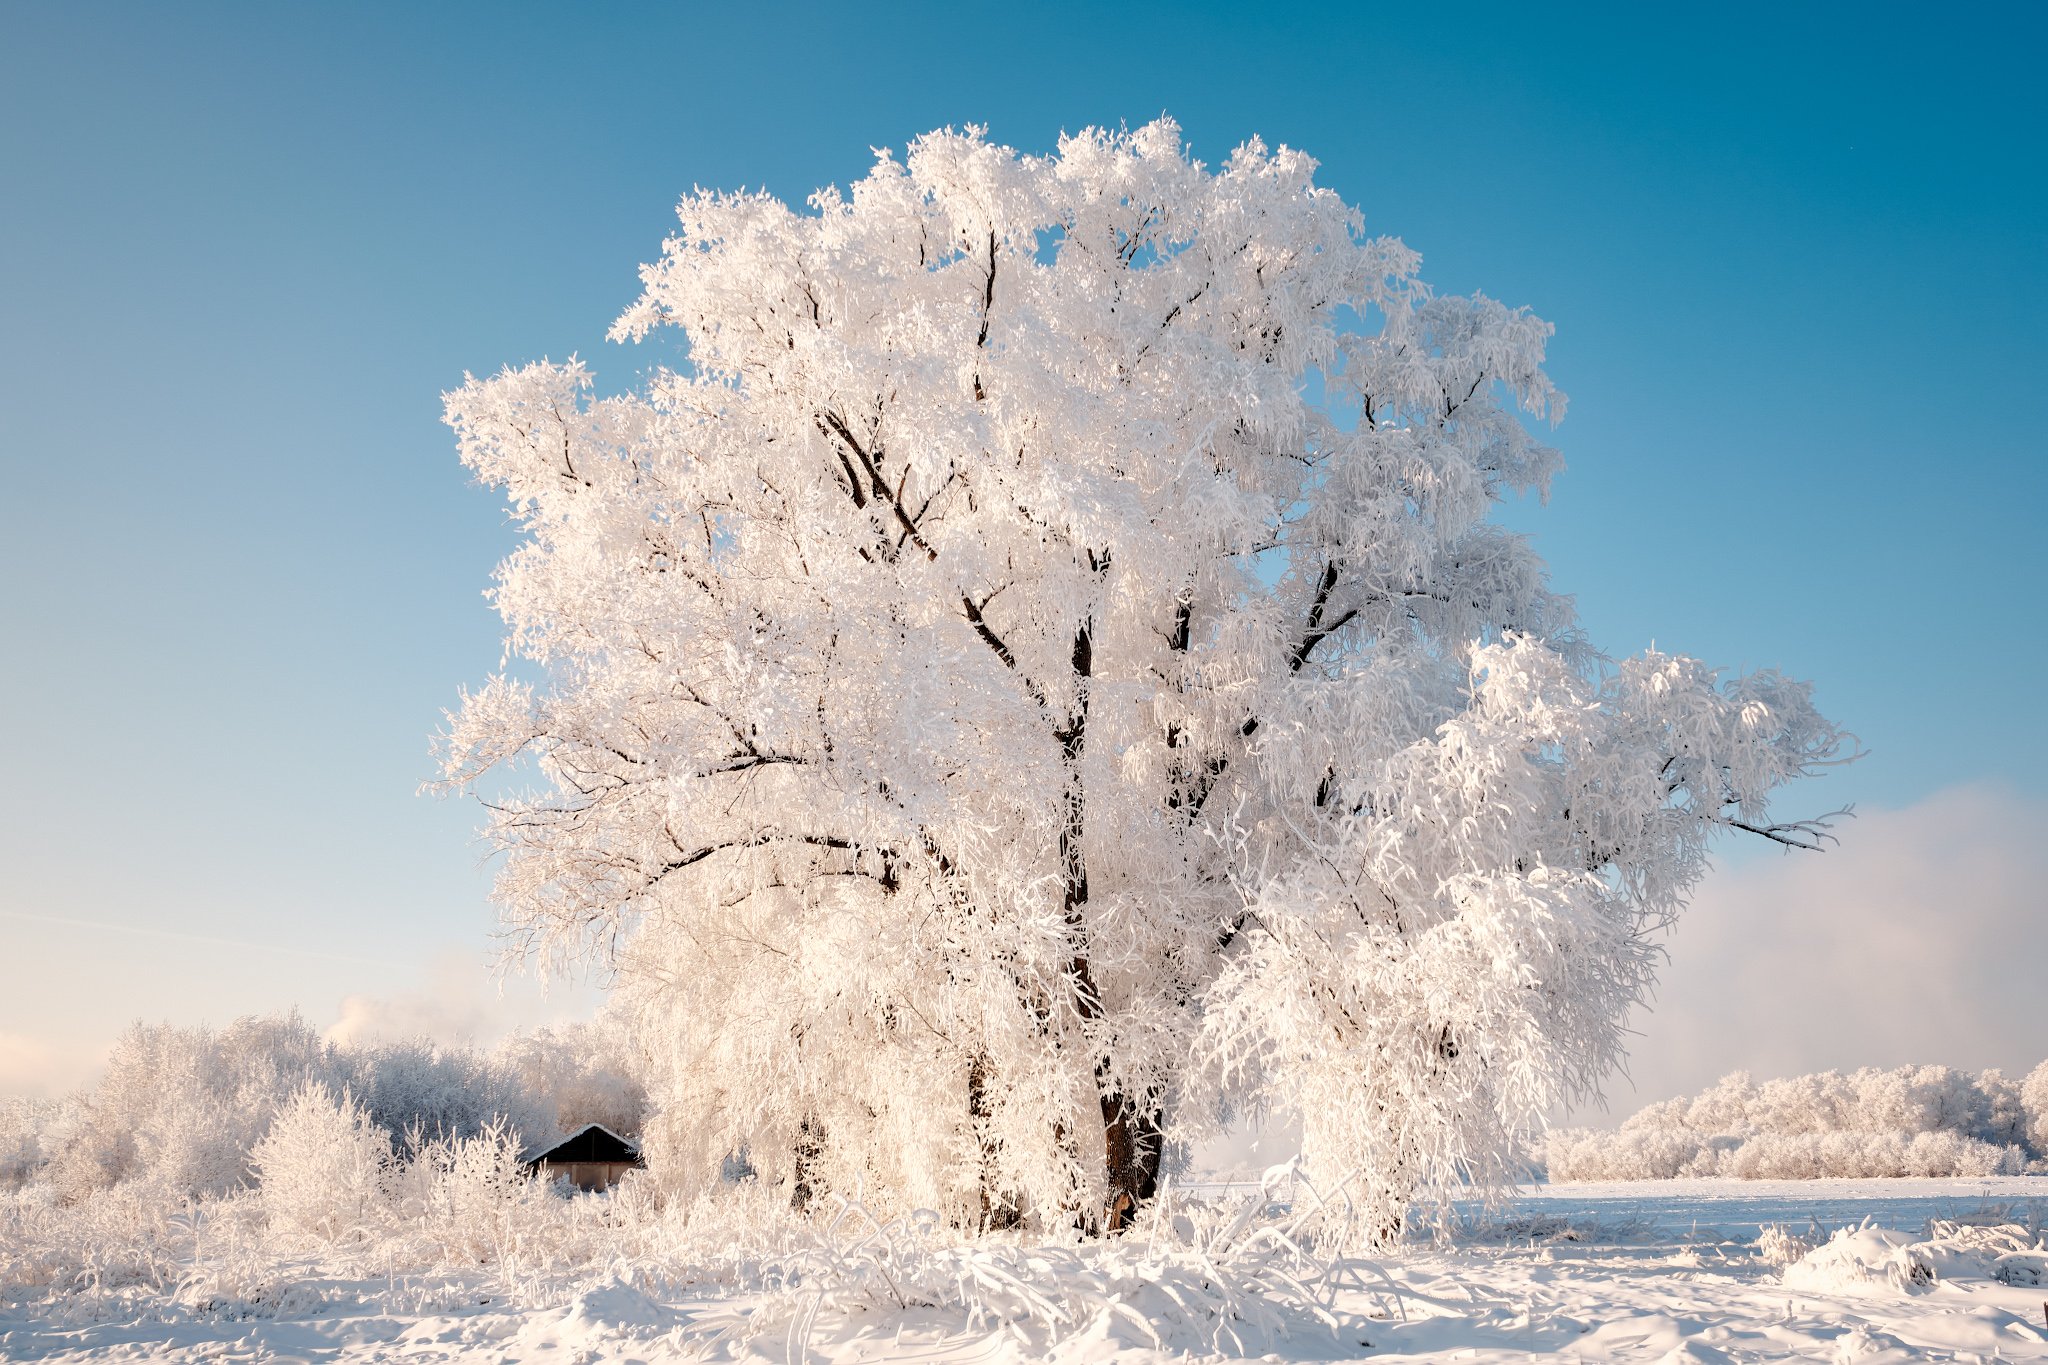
xmin=440 ymin=121 xmax=1846 ymax=1241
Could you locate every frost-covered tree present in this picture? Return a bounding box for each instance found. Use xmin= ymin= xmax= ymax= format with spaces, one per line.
xmin=492 ymin=1021 xmax=649 ymax=1140
xmin=1546 ymin=1063 xmax=2043 ymax=1182
xmin=45 ymin=1013 xmax=338 ymax=1202
xmin=2023 ymin=1060 xmax=2048 ymax=1155
xmin=439 ymin=120 xmax=1848 ymax=1241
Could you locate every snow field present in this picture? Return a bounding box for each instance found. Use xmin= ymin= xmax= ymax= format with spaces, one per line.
xmin=6 ymin=1179 xmax=2046 ymax=1362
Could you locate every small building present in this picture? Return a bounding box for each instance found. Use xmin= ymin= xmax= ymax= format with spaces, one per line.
xmin=524 ymin=1123 xmax=644 ymax=1192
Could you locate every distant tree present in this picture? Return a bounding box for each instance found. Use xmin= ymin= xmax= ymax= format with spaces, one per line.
xmin=1547 ymin=1062 xmax=2042 ymax=1182
xmin=440 ymin=120 xmax=1848 ymax=1242
xmin=45 ymin=1013 xmax=337 ymax=1202
xmin=1972 ymin=1068 xmax=2028 ymax=1149
xmin=491 ymin=1021 xmax=648 ymax=1140
xmin=2023 ymin=1060 xmax=2048 ymax=1155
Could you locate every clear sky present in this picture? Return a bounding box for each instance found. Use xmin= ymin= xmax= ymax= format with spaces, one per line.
xmin=2 ymin=2 xmax=2043 ymax=1106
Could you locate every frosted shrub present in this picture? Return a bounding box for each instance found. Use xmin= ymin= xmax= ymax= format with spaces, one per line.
xmin=1546 ymin=1126 xmax=1707 ymax=1182
xmin=20 ymin=1009 xmax=648 ymax=1221
xmin=44 ymin=1014 xmax=339 ymax=1202
xmin=0 ymin=1097 xmax=61 ymax=1188
xmin=1902 ymin=1130 xmax=2023 ymax=1178
xmin=1618 ymin=1097 xmax=1693 ymax=1135
xmin=724 ymin=1184 xmax=1388 ymax=1360
xmin=1755 ymin=1222 xmax=1817 ymax=1268
xmin=1816 ymin=1131 xmax=1872 ymax=1178
xmin=1721 ymin=1134 xmax=1816 ymax=1181
xmin=0 ymin=1176 xmax=196 ymax=1301
xmin=252 ymin=1083 xmax=392 ymax=1242
xmin=1853 ymin=1066 xmax=1981 ymax=1136
xmin=343 ymin=1039 xmax=549 ymax=1149
xmin=1682 ymin=1074 xmax=1758 ymax=1136
xmin=1974 ymin=1069 xmax=2029 ymax=1148
xmin=387 ymin=1118 xmax=547 ymax=1265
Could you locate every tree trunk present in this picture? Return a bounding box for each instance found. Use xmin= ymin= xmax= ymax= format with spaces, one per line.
xmin=790 ymin=1114 xmax=825 ymax=1213
xmin=1100 ymin=1095 xmax=1164 ymax=1233
xmin=1053 ymin=599 xmax=1162 ymax=1234
xmin=967 ymin=1053 xmax=1020 ymax=1231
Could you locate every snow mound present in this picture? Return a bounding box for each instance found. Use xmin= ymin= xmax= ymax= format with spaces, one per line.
xmin=1782 ymin=1217 xmax=2047 ymax=1294
xmin=558 ymin=1276 xmax=670 ymax=1332
xmin=511 ymin=1274 xmax=674 ymax=1354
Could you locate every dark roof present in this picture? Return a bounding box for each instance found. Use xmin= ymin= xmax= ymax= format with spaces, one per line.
xmin=527 ymin=1123 xmax=642 ymax=1166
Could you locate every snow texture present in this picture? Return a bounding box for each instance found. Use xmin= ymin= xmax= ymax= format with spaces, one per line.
xmin=5 ymin=1179 xmax=2045 ymax=1362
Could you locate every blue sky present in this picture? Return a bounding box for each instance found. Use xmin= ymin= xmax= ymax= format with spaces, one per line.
xmin=2 ymin=2 xmax=2043 ymax=1101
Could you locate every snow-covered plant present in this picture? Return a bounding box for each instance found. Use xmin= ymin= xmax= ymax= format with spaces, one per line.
xmin=726 ymin=1180 xmax=1388 ymax=1360
xmin=439 ymin=119 xmax=1849 ymax=1241
xmin=0 ymin=1097 xmax=63 ymax=1188
xmin=1972 ymin=1069 xmax=2028 ymax=1149
xmin=24 ymin=1011 xmax=648 ymax=1210
xmin=1754 ymin=1222 xmax=1818 ymax=1269
xmin=386 ymin=1117 xmax=545 ymax=1265
xmin=344 ymin=1037 xmax=549 ymax=1149
xmin=45 ymin=1013 xmax=339 ymax=1202
xmin=1782 ymin=1219 xmax=2048 ymax=1295
xmin=251 ymin=1082 xmax=392 ymax=1242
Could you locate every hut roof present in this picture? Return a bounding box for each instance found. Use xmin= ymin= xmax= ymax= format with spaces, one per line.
xmin=526 ymin=1123 xmax=642 ymax=1166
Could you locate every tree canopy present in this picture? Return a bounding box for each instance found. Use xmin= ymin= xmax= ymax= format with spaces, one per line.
xmin=440 ymin=120 xmax=1847 ymax=1242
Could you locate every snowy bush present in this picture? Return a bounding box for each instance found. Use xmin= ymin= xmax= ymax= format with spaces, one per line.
xmin=9 ymin=1008 xmax=647 ymax=1233
xmin=344 ymin=1037 xmax=555 ymax=1151
xmin=1754 ymin=1222 xmax=1817 ymax=1268
xmin=1781 ymin=1223 xmax=1928 ymax=1294
xmin=0 ymin=1097 xmax=64 ymax=1188
xmin=385 ymin=1118 xmax=552 ymax=1266
xmin=251 ymin=1083 xmax=392 ymax=1242
xmin=43 ymin=1014 xmax=339 ymax=1202
xmin=710 ymin=1178 xmax=1395 ymax=1360
xmin=1780 ymin=1218 xmax=2047 ymax=1295
xmin=491 ymin=1022 xmax=647 ymax=1141
xmin=1547 ymin=1062 xmax=2046 ymax=1181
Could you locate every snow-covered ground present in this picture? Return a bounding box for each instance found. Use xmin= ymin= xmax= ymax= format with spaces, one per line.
xmin=5 ymin=1179 xmax=2046 ymax=1363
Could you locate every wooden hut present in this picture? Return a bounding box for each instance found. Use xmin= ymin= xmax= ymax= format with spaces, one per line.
xmin=524 ymin=1123 xmax=644 ymax=1192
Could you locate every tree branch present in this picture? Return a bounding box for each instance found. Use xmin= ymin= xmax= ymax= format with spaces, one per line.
xmin=963 ymin=592 xmax=1049 ymax=708
xmin=820 ymin=411 xmax=938 ymax=561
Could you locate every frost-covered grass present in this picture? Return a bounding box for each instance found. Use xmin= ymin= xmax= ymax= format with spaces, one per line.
xmin=6 ymin=1181 xmax=2048 ymax=1361
xmin=0 ymin=1168 xmax=1405 ymax=1361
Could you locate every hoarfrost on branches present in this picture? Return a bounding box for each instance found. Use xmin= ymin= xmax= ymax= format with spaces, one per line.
xmin=438 ymin=119 xmax=1849 ymax=1242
